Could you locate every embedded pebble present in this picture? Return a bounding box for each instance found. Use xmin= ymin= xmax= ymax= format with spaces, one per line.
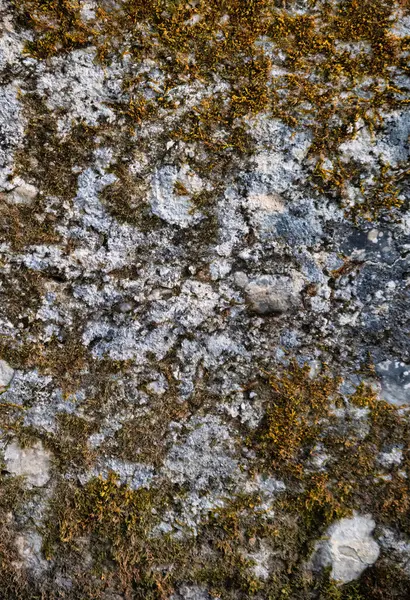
xmin=311 ymin=514 xmax=380 ymax=583
xmin=245 ymin=275 xmax=302 ymax=315
xmin=0 ymin=359 xmax=14 ymax=389
xmin=4 ymin=440 xmax=51 ymax=487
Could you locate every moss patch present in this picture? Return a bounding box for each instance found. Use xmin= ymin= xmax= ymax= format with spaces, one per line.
xmin=2 ymin=362 xmax=406 ymax=599
xmin=13 ymin=0 xmax=410 ymax=221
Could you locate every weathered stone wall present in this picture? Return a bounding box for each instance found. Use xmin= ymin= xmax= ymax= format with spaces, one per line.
xmin=0 ymin=0 xmax=410 ymax=598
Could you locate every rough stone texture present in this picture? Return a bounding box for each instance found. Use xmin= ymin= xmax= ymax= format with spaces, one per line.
xmin=171 ymin=586 xmax=216 ymax=600
xmin=0 ymin=0 xmax=409 ymax=597
xmin=163 ymin=415 xmax=239 ymax=491
xmin=13 ymin=531 xmax=49 ymax=575
xmin=312 ymin=515 xmax=380 ymax=584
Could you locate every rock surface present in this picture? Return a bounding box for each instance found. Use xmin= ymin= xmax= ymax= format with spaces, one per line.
xmin=245 ymin=273 xmax=303 ymax=315
xmin=0 ymin=0 xmax=409 ymax=597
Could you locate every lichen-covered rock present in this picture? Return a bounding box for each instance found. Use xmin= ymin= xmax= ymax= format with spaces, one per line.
xmin=149 ymin=164 xmax=205 ymax=228
xmin=13 ymin=531 xmax=49 ymax=575
xmin=163 ymin=415 xmax=239 ymax=491
xmin=171 ymin=585 xmax=217 ymax=600
xmin=7 ymin=181 xmax=38 ymax=205
xmin=0 ymin=0 xmax=409 ymax=597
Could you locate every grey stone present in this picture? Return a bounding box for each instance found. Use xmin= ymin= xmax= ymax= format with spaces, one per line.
xmin=378 ymin=447 xmax=403 ymax=468
xmin=149 ymin=164 xmax=204 ymax=228
xmin=234 ymin=271 xmax=249 ymax=288
xmin=244 ymin=540 xmax=273 ymax=581
xmin=163 ymin=416 xmax=239 ymax=491
xmin=171 ymin=585 xmax=217 ymax=600
xmin=8 ymin=181 xmax=38 ymax=205
xmin=376 ymin=360 xmax=410 ymax=406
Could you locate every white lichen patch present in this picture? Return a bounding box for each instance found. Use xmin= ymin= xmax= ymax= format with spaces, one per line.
xmin=0 ymin=85 xmax=25 ymax=187
xmin=13 ymin=531 xmax=49 ymax=575
xmin=244 ymin=540 xmax=274 ymax=581
xmin=36 ymin=48 xmax=119 ymax=134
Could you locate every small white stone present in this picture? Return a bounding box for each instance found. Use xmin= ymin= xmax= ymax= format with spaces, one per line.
xmin=0 ymin=359 xmax=14 ymax=389
xmin=80 ymin=1 xmax=96 ymax=22
xmin=379 ymin=447 xmax=403 ymax=468
xmin=146 ymin=380 xmax=167 ymax=395
xmin=367 ymin=229 xmax=379 ymax=243
xmin=234 ymin=271 xmax=249 ymax=288
xmin=246 ymin=192 xmax=286 ymax=214
xmin=4 ymin=440 xmax=51 ymax=487
xmin=209 ymin=259 xmax=231 ymax=280
xmin=149 ymin=164 xmax=204 ymax=228
xmin=245 ymin=540 xmax=273 ymax=581
xmin=312 ymin=514 xmax=380 ymax=584
xmin=245 ymin=273 xmax=303 ymax=315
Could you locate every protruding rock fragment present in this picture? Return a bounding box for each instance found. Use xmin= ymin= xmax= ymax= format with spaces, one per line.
xmin=311 ymin=514 xmax=380 ymax=583
xmin=0 ymin=359 xmax=14 ymax=389
xmin=376 ymin=360 xmax=410 ymax=405
xmin=4 ymin=440 xmax=51 ymax=487
xmin=171 ymin=585 xmax=215 ymax=600
xmin=8 ymin=182 xmax=38 ymax=205
xmin=244 ymin=540 xmax=273 ymax=581
xmin=245 ymin=274 xmax=302 ymax=315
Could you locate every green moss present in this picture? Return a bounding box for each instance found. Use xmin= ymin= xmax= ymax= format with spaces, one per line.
xmin=249 ymin=362 xmax=410 ymax=534
xmin=99 ymin=162 xmax=161 ymax=229
xmin=0 ymin=266 xmax=45 ymax=329
xmin=249 ymin=362 xmax=342 ymax=478
xmin=47 ymin=413 xmax=98 ymax=472
xmin=107 ymin=391 xmax=189 ymax=467
xmin=0 ymin=195 xmax=60 ymax=251
xmin=343 ymin=560 xmax=410 ymax=600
